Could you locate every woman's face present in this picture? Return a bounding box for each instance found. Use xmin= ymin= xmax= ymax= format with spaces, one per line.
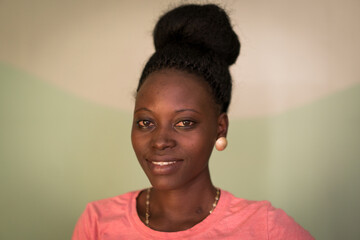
xmin=131 ymin=69 xmax=226 ymax=190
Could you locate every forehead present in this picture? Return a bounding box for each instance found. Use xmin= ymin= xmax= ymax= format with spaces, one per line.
xmin=135 ymin=69 xmax=215 ymax=112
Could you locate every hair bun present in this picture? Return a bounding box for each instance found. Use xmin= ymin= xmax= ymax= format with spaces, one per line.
xmin=153 ymin=4 xmax=240 ymax=66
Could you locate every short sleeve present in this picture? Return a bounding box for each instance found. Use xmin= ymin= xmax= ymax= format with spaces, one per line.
xmin=72 ymin=204 xmax=99 ymax=240
xmin=267 ymin=205 xmax=314 ymax=240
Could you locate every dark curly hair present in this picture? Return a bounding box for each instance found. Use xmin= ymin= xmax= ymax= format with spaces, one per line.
xmin=137 ymin=4 xmax=240 ymax=113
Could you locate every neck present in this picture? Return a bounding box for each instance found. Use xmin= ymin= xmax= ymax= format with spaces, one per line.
xmin=142 ymin=169 xmax=219 ymax=231
xmin=152 ymin=177 xmax=216 ymax=216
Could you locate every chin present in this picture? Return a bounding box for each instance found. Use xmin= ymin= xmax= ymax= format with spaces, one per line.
xmin=147 ymin=175 xmax=182 ymax=191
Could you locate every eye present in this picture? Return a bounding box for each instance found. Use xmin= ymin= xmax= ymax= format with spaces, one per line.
xmin=137 ymin=120 xmax=154 ymax=129
xmin=175 ymin=120 xmax=195 ymax=128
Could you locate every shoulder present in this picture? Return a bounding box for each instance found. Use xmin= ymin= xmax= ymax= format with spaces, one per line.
xmin=77 ymin=190 xmax=140 ymax=220
xmin=219 ymin=190 xmax=314 ymax=239
xmin=72 ymin=190 xmax=140 ymax=240
xmin=85 ymin=190 xmax=138 ymax=214
xmin=266 ymin=204 xmax=314 ymax=239
xmin=221 ymin=189 xmax=272 ymax=215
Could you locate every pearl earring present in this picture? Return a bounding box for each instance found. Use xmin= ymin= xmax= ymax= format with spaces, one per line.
xmin=215 ymin=137 xmax=227 ymax=151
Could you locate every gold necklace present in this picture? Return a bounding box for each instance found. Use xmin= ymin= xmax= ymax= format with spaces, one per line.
xmin=145 ymin=188 xmax=220 ymax=227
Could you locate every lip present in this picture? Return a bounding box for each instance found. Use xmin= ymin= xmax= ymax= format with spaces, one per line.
xmin=146 ymin=158 xmax=183 ymax=175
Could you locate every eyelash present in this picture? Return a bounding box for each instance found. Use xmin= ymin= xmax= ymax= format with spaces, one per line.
xmin=136 ymin=120 xmax=196 ymax=129
xmin=175 ymin=120 xmax=195 ymax=128
xmin=137 ymin=120 xmax=154 ymax=129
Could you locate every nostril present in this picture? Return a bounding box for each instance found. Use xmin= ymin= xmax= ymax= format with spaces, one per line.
xmin=152 ymin=134 xmax=176 ymax=150
xmin=152 ymin=139 xmax=176 ymax=150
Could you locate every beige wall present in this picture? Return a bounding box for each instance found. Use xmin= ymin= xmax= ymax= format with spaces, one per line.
xmin=1 ymin=0 xmax=359 ymax=117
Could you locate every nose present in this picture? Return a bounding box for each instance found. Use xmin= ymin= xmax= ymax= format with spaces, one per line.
xmin=151 ymin=126 xmax=176 ymax=150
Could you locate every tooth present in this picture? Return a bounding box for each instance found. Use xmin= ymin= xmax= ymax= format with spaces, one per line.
xmin=152 ymin=161 xmax=176 ymax=166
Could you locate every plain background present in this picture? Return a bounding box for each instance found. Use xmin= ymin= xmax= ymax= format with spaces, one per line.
xmin=1 ymin=0 xmax=359 ymax=239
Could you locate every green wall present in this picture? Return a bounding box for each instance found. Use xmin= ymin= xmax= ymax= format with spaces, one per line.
xmin=1 ymin=63 xmax=359 ymax=239
xmin=211 ymin=85 xmax=360 ymax=239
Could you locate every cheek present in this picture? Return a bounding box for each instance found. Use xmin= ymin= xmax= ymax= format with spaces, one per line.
xmin=180 ymin=131 xmax=215 ymax=158
xmin=131 ymin=129 xmax=145 ymax=156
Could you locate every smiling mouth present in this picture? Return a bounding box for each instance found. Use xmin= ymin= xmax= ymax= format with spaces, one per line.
xmin=145 ymin=159 xmax=183 ymax=175
xmin=151 ymin=161 xmax=177 ymax=166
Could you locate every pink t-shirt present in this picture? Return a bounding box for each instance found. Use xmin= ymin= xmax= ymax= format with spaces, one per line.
xmin=72 ymin=189 xmax=314 ymax=239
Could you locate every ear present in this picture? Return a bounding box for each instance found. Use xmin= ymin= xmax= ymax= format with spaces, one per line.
xmin=217 ymin=112 xmax=229 ymax=138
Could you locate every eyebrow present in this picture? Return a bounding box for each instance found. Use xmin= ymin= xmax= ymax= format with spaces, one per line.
xmin=134 ymin=107 xmax=152 ymax=113
xmin=175 ymin=109 xmax=200 ymax=114
xmin=134 ymin=108 xmax=200 ymax=114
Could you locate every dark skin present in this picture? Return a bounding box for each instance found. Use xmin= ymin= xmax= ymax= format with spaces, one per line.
xmin=131 ymin=69 xmax=228 ymax=232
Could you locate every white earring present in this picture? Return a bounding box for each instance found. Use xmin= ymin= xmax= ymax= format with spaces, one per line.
xmin=215 ymin=137 xmax=227 ymax=151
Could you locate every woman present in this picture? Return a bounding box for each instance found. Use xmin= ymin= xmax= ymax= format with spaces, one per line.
xmin=72 ymin=4 xmax=314 ymax=239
